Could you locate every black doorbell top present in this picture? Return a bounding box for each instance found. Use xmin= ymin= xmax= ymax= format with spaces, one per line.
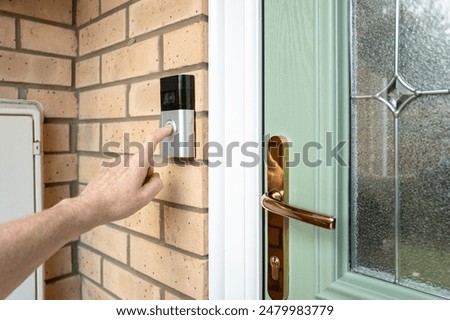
xmin=160 ymin=75 xmax=195 ymax=111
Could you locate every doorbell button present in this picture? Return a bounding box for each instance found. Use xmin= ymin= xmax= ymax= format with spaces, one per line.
xmin=164 ymin=120 xmax=177 ymax=135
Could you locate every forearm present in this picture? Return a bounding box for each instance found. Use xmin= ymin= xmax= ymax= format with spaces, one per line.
xmin=0 ymin=197 xmax=95 ymax=299
xmin=0 ymin=126 xmax=171 ymax=299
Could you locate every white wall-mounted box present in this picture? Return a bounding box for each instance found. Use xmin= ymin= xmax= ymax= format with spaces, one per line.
xmin=0 ymin=99 xmax=44 ymax=300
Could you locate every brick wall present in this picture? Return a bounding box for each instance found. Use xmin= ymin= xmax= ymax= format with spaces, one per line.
xmin=76 ymin=0 xmax=208 ymax=300
xmin=0 ymin=0 xmax=80 ymax=299
xmin=0 ymin=0 xmax=208 ymax=300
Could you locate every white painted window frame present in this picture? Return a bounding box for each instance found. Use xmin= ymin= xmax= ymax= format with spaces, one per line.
xmin=208 ymin=0 xmax=263 ymax=299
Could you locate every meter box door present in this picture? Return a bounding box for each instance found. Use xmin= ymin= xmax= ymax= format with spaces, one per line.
xmin=0 ymin=99 xmax=44 ymax=300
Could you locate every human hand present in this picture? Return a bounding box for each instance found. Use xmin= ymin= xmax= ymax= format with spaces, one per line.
xmin=76 ymin=125 xmax=173 ymax=226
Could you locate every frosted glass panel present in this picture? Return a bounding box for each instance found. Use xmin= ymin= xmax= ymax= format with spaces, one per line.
xmin=351 ymin=0 xmax=450 ymax=298
xmin=399 ymin=0 xmax=450 ymax=89
xmin=351 ymin=0 xmax=395 ymax=96
xmin=399 ymin=95 xmax=450 ymax=297
xmin=351 ymin=100 xmax=395 ymax=280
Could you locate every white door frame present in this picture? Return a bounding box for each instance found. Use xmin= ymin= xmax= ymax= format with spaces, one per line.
xmin=208 ymin=0 xmax=263 ymax=299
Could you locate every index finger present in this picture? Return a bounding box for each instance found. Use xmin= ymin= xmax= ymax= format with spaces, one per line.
xmin=145 ymin=125 xmax=174 ymax=151
xmin=128 ymin=125 xmax=173 ymax=169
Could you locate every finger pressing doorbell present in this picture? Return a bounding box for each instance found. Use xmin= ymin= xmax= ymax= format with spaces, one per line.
xmin=160 ymin=74 xmax=195 ymax=159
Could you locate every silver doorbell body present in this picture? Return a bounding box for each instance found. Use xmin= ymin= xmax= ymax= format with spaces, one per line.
xmin=160 ymin=75 xmax=195 ymax=159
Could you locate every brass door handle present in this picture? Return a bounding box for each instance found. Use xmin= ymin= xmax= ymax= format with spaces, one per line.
xmin=261 ymin=191 xmax=335 ymax=230
xmin=263 ymin=135 xmax=336 ymax=300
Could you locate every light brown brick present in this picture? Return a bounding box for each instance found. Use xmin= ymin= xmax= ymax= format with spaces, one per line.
xmin=102 ymin=120 xmax=160 ymax=154
xmin=103 ymin=260 xmax=162 ymax=300
xmin=81 ymin=277 xmax=115 ymax=300
xmin=0 ymin=50 xmax=72 ymax=86
xmin=46 ymin=275 xmax=81 ymax=300
xmin=0 ymin=86 xmax=18 ymax=99
xmin=78 ymin=246 xmax=102 ymax=283
xmin=76 ymin=56 xmax=100 ymax=88
xmin=156 ymin=163 xmax=208 ymax=208
xmin=80 ymin=225 xmax=128 ymax=263
xmin=27 ymin=89 xmax=78 ymax=118
xmin=130 ymin=236 xmax=208 ymax=299
xmin=0 ymin=0 xmax=72 ymax=25
xmin=45 ymin=246 xmax=72 ymax=280
xmin=77 ymin=0 xmax=100 ymax=26
xmin=0 ymin=16 xmax=15 ymax=48
xmin=165 ymin=291 xmax=184 ymax=300
xmin=21 ymin=20 xmax=77 ymax=57
xmin=114 ymin=202 xmax=160 ymax=239
xmin=43 ymin=124 xmax=70 ymax=152
xmin=78 ymin=123 xmax=100 ymax=152
xmin=78 ymin=184 xmax=87 ymax=195
xmin=79 ymin=10 xmax=126 ymax=55
xmin=101 ymin=0 xmax=128 ymax=14
xmin=78 ymin=155 xmax=103 ymax=184
xmin=164 ymin=22 xmax=208 ymax=70
xmin=102 ymin=38 xmax=159 ymax=83
xmin=43 ymin=154 xmax=77 ymax=183
xmin=129 ymin=79 xmax=160 ymax=117
xmin=195 ymin=117 xmax=208 ymax=161
xmin=164 ymin=207 xmax=208 ymax=256
xmin=44 ymin=185 xmax=71 ymax=209
xmin=79 ymin=85 xmax=126 ymax=119
xmin=129 ymin=0 xmax=208 ymax=37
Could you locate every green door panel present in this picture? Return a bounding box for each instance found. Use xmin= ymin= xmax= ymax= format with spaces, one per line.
xmin=263 ymin=0 xmax=442 ymax=300
xmin=264 ymin=0 xmax=345 ymax=299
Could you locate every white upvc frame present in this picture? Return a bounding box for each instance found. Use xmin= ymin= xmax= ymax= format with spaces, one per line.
xmin=208 ymin=0 xmax=263 ymax=299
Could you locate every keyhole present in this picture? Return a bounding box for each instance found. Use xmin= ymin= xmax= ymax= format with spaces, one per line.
xmin=270 ymin=256 xmax=281 ymax=281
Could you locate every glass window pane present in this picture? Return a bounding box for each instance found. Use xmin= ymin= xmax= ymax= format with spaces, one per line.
xmin=399 ymin=95 xmax=450 ymax=297
xmin=351 ymin=100 xmax=396 ymax=280
xmin=351 ymin=0 xmax=450 ymax=298
xmin=351 ymin=0 xmax=396 ymax=96
xmin=399 ymin=0 xmax=450 ymax=89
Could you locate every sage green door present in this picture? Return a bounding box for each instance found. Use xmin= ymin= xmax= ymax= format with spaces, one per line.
xmin=263 ymin=0 xmax=449 ymax=299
